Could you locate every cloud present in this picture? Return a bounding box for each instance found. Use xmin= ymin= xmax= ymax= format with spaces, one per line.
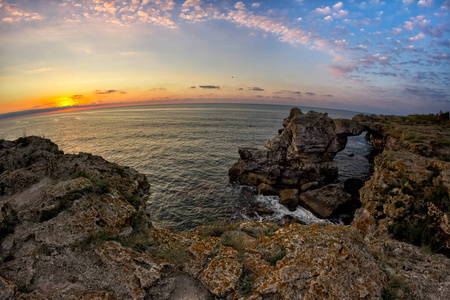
xmin=403 ymin=0 xmax=415 ymax=5
xmin=332 ymin=10 xmax=349 ymax=19
xmin=235 ymin=2 xmax=245 ymax=10
xmin=149 ymin=87 xmax=167 ymax=91
xmin=369 ymin=0 xmax=385 ymax=6
xmin=371 ymin=71 xmax=398 ymax=77
xmin=180 ymin=3 xmax=211 ymax=22
xmin=79 ymin=0 xmax=177 ymax=28
xmin=316 ymin=7 xmax=332 ymax=15
xmin=182 ymin=0 xmax=202 ymax=7
xmin=199 ymin=85 xmax=220 ymax=89
xmin=71 ymin=95 xmax=83 ymax=100
xmin=0 ymin=2 xmax=43 ymax=23
xmin=357 ymin=45 xmax=368 ymax=51
xmin=190 ymin=86 xmax=196 ymax=89
xmin=418 ymin=0 xmax=433 ymax=8
xmin=404 ymin=85 xmax=450 ymax=101
xmin=323 ymin=94 xmax=334 ymax=97
xmin=288 ymin=91 xmax=302 ymax=95
xmin=359 ymin=53 xmax=391 ymax=66
xmin=315 ymin=2 xmax=345 ymax=15
xmin=327 ymin=64 xmax=357 ymax=75
xmin=224 ymin=5 xmax=311 ymax=45
xmin=441 ymin=1 xmax=450 ymax=10
xmin=95 ymin=89 xmax=127 ymax=94
xmin=26 ymin=67 xmax=54 ymax=74
xmin=333 ymin=2 xmax=344 ymax=10
xmin=305 ymin=92 xmax=316 ymax=96
xmin=249 ymin=87 xmax=264 ymax=91
xmin=409 ymin=32 xmax=425 ymax=42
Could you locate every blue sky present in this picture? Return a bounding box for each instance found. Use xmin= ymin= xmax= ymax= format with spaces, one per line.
xmin=0 ymin=0 xmax=449 ymax=116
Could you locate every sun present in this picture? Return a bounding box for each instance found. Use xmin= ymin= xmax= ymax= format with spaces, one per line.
xmin=57 ymin=97 xmax=76 ymax=107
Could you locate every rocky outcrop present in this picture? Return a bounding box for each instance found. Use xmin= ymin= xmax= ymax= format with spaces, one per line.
xmin=0 ymin=137 xmax=154 ymax=299
xmin=229 ymin=108 xmax=365 ymax=215
xmin=350 ymin=114 xmax=450 ymax=257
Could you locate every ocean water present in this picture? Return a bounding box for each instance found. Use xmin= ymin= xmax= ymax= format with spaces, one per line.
xmin=0 ymin=103 xmax=372 ymax=230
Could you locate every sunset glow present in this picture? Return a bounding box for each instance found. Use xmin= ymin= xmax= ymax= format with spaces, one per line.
xmin=1 ymin=0 xmax=449 ymax=118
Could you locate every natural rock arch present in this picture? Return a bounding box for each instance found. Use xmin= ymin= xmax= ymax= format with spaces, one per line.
xmin=229 ymin=108 xmax=367 ymax=217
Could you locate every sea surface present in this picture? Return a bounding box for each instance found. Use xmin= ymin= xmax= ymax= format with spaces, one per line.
xmin=0 ymin=103 xmax=373 ymax=230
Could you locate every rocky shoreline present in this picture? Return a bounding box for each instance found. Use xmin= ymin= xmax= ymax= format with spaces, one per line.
xmin=1 ymin=110 xmax=449 ymax=299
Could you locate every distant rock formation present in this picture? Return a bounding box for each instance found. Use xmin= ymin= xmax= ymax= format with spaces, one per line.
xmin=229 ymin=108 xmax=365 ymax=216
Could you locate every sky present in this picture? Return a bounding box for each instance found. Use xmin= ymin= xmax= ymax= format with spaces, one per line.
xmin=0 ymin=0 xmax=449 ymax=117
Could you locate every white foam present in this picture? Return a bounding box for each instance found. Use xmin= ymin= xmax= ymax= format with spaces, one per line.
xmin=255 ymin=195 xmax=332 ymax=225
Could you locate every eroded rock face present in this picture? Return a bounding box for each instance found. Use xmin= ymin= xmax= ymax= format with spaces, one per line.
xmin=229 ymin=108 xmax=365 ymax=216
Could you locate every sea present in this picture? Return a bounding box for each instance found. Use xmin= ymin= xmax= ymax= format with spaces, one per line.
xmin=0 ymin=103 xmax=373 ymax=231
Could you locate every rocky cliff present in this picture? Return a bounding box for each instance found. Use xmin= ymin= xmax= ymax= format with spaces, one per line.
xmin=351 ymin=113 xmax=450 ymax=257
xmin=1 ymin=113 xmax=449 ymax=300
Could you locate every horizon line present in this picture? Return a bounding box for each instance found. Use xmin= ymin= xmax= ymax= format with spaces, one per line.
xmin=1 ymin=100 xmax=419 ymax=120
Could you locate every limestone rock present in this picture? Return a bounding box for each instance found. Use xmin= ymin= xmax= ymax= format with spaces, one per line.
xmin=299 ymin=184 xmax=352 ymax=218
xmin=353 ymin=149 xmax=450 ymax=256
xmin=334 ymin=118 xmax=365 ymax=136
xmin=229 ymin=108 xmax=366 ymax=212
xmin=257 ymin=183 xmax=278 ymax=196
xmin=95 ymin=241 xmax=171 ymax=299
xmin=200 ymin=246 xmax=242 ymax=297
xmin=248 ymin=223 xmax=386 ymax=299
xmin=0 ymin=137 xmax=155 ymax=299
xmin=0 ymin=276 xmax=16 ymax=300
xmin=300 ymin=181 xmax=319 ymax=192
xmin=279 ymin=189 xmax=299 ymax=211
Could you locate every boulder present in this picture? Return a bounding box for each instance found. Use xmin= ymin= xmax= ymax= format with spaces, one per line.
xmin=300 ymin=181 xmax=319 ymax=192
xmin=299 ymin=184 xmax=352 ymax=218
xmin=279 ymin=189 xmax=299 ymax=211
xmin=257 ymin=183 xmax=278 ymax=196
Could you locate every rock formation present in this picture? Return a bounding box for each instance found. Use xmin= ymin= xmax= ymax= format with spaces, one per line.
xmin=351 ymin=113 xmax=450 ymax=257
xmin=0 ymin=137 xmax=155 ymax=299
xmin=229 ymin=108 xmax=365 ymax=216
xmin=1 ymin=113 xmax=449 ymax=300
